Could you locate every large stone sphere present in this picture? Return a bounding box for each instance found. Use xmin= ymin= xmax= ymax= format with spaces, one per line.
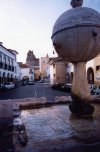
xmin=52 ymin=7 xmax=100 ymax=62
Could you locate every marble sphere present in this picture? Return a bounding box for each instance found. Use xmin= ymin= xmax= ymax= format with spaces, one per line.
xmin=52 ymin=7 xmax=100 ymax=62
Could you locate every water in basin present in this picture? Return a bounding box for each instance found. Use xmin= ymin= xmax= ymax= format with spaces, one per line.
xmin=21 ymin=104 xmax=100 ymax=144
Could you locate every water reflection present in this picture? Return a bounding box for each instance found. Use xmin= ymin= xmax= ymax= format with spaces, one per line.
xmin=70 ymin=116 xmax=94 ymax=141
xmin=21 ymin=104 xmax=100 ymax=144
xmin=69 ymin=104 xmax=100 ymax=143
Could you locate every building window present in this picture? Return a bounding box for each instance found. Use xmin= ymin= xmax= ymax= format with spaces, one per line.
xmin=53 ymin=74 xmax=56 ymax=77
xmin=53 ymin=64 xmax=55 ymax=68
xmin=4 ymin=55 xmax=6 ymax=64
xmin=29 ymin=69 xmax=33 ymax=74
xmin=11 ymin=59 xmax=13 ymax=66
xmin=12 ymin=66 xmax=14 ymax=72
xmin=4 ymin=55 xmax=7 ymax=69
xmin=8 ymin=57 xmax=10 ymax=66
xmin=96 ymin=65 xmax=100 ymax=71
xmin=0 ymin=52 xmax=2 ymax=62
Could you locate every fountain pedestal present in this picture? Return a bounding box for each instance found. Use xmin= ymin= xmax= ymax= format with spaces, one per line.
xmin=69 ymin=101 xmax=94 ymax=117
xmin=69 ymin=62 xmax=94 ymax=116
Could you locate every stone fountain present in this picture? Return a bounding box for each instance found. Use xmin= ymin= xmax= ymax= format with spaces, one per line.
xmin=51 ymin=0 xmax=100 ymax=116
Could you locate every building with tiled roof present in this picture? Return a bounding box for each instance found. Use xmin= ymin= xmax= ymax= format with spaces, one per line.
xmin=19 ymin=63 xmax=30 ymax=68
xmin=18 ymin=62 xmax=34 ymax=82
xmin=0 ymin=42 xmax=21 ymax=85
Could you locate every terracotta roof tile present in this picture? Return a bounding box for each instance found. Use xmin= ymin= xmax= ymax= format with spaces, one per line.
xmin=19 ymin=64 xmax=30 ymax=68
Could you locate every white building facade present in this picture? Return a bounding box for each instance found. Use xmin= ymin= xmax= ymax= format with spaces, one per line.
xmin=19 ymin=64 xmax=34 ymax=82
xmin=0 ymin=43 xmax=20 ymax=84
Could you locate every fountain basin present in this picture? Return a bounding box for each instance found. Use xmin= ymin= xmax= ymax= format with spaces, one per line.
xmin=21 ymin=103 xmax=100 ymax=145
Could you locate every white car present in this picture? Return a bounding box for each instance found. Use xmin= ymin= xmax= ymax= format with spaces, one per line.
xmin=28 ymin=81 xmax=34 ymax=85
xmin=4 ymin=82 xmax=15 ymax=89
xmin=38 ymin=79 xmax=45 ymax=83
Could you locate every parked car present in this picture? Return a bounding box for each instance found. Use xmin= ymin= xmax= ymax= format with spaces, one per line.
xmin=51 ymin=83 xmax=72 ymax=93
xmin=95 ymin=86 xmax=100 ymax=95
xmin=21 ymin=81 xmax=27 ymax=86
xmin=0 ymin=84 xmax=4 ymax=90
xmin=61 ymin=83 xmax=72 ymax=93
xmin=51 ymin=83 xmax=64 ymax=90
xmin=28 ymin=81 xmax=34 ymax=85
xmin=89 ymin=84 xmax=95 ymax=92
xmin=0 ymin=84 xmax=3 ymax=88
xmin=3 ymin=82 xmax=15 ymax=89
xmin=38 ymin=79 xmax=45 ymax=83
xmin=90 ymin=85 xmax=100 ymax=95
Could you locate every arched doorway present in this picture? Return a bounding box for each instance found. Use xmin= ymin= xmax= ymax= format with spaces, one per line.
xmin=87 ymin=67 xmax=94 ymax=84
xmin=22 ymin=76 xmax=29 ymax=84
xmin=66 ymin=72 xmax=70 ymax=83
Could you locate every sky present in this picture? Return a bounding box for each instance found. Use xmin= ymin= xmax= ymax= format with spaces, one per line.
xmin=0 ymin=0 xmax=100 ymax=63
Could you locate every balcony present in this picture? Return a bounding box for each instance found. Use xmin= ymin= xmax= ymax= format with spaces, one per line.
xmin=12 ymin=66 xmax=14 ymax=72
xmin=8 ymin=65 xmax=14 ymax=71
xmin=8 ymin=65 xmax=11 ymax=71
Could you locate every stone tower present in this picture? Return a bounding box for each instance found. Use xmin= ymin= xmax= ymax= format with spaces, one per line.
xmin=26 ymin=50 xmax=37 ymax=67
